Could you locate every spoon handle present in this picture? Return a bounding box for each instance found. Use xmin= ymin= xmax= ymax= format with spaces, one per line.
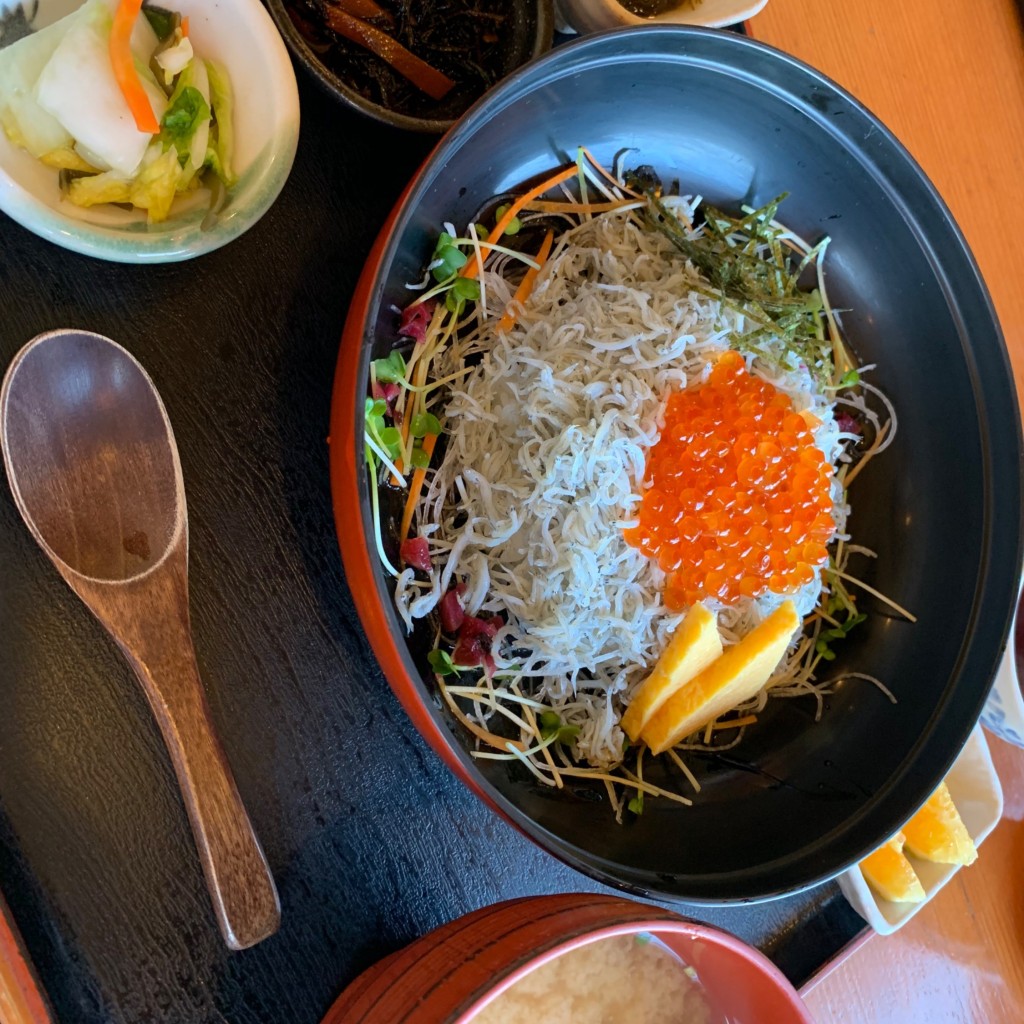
xmin=104 ymin=563 xmax=281 ymax=951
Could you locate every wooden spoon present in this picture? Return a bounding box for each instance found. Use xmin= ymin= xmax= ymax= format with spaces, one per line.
xmin=0 ymin=329 xmax=280 ymax=951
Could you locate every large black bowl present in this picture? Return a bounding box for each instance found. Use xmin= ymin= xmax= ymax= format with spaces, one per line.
xmin=330 ymin=26 xmax=1024 ymax=901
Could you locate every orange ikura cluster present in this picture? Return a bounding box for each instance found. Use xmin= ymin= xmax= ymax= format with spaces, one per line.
xmin=625 ymin=351 xmax=835 ymax=611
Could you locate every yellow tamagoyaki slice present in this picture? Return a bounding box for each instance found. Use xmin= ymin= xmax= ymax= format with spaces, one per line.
xmin=902 ymin=782 xmax=977 ymax=866
xmin=860 ymin=832 xmax=926 ymax=903
xmin=620 ymin=603 xmax=722 ymax=742
xmin=642 ymin=601 xmax=800 ymax=755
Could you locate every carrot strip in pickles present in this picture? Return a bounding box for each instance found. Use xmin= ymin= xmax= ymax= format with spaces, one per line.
xmin=333 ymin=0 xmax=391 ymax=20
xmin=110 ymin=0 xmax=159 ymax=133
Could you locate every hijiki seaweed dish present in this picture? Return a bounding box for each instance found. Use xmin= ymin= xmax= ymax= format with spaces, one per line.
xmin=364 ymin=149 xmax=915 ymax=820
xmin=285 ymin=0 xmax=520 ymax=121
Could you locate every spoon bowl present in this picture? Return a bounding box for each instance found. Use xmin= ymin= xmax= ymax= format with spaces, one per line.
xmin=1 ymin=329 xmax=280 ymax=950
xmin=3 ymin=330 xmax=181 ymax=581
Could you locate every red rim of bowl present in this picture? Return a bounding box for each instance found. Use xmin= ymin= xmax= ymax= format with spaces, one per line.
xmin=329 ymin=171 xmax=496 ymax=802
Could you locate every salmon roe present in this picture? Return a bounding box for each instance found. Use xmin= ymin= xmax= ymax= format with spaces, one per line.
xmin=625 ymin=351 xmax=835 ymax=611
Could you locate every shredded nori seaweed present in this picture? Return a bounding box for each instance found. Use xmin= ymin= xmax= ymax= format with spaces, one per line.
xmin=626 ymin=171 xmax=837 ymax=383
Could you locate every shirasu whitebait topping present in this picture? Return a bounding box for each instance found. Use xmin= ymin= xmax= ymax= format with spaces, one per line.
xmin=394 ymin=209 xmax=847 ymax=767
xmin=365 ymin=153 xmax=906 ymax=810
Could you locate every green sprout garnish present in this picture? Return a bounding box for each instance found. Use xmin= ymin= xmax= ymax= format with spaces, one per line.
xmin=365 ymin=398 xmax=401 ymax=460
xmin=495 ymin=203 xmax=521 ymax=235
xmin=815 ymin=609 xmax=867 ymax=662
xmin=538 ymin=711 xmax=580 ymax=744
xmin=432 ymin=232 xmax=468 ymax=280
xmin=410 ymin=412 xmax=442 ymax=438
xmin=373 ymin=350 xmax=407 ymax=384
xmin=428 ymin=649 xmax=459 ymax=676
xmin=363 ymin=399 xmax=401 ymax=578
xmin=445 ymin=275 xmax=480 ymax=315
xmin=628 ymin=793 xmax=644 ymax=816
xmin=816 ymin=569 xmax=867 ymax=661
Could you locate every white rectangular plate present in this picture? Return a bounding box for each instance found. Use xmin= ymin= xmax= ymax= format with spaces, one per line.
xmin=838 ymin=725 xmax=1003 ymax=935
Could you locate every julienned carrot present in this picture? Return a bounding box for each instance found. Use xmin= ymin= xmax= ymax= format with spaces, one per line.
xmin=394 ymin=175 xmax=571 ymax=503
xmin=394 ymin=305 xmax=449 ymax=481
xmin=498 ymin=228 xmax=553 ymax=332
xmin=181 ymin=15 xmax=189 ymax=36
xmin=581 ymin=146 xmax=641 ymax=197
xmin=323 ymin=8 xmax=454 ymax=100
xmin=110 ymin=0 xmax=159 ymax=133
xmin=334 ymin=0 xmax=390 ymax=20
xmin=524 ymin=198 xmax=641 ymax=215
xmin=400 ymin=433 xmax=439 ymax=543
xmin=459 ymin=165 xmax=577 ymax=280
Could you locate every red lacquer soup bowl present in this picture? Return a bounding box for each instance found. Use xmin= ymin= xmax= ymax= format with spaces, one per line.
xmin=321 ymin=894 xmax=813 ymax=1024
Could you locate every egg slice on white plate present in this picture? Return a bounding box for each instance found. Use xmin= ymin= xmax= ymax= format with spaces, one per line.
xmin=838 ymin=725 xmax=1003 ymax=935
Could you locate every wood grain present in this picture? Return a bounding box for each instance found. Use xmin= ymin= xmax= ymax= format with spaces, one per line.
xmin=749 ymin=0 xmax=1024 ymax=395
xmin=78 ymin=552 xmax=283 ymax=951
xmin=749 ymin=2 xmax=1024 ymax=1020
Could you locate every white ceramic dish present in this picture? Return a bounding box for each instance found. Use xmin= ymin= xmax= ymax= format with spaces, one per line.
xmin=0 ymin=0 xmax=299 ymax=262
xmin=838 ymin=725 xmax=1003 ymax=935
xmin=554 ymin=0 xmax=770 ymax=34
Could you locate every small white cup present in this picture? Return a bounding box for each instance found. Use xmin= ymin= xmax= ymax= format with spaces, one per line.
xmin=554 ymin=0 xmax=770 ymax=34
xmin=981 ymin=583 xmax=1024 ymax=747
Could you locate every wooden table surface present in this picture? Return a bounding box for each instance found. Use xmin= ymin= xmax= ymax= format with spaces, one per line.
xmin=748 ymin=2 xmax=1024 ymax=1021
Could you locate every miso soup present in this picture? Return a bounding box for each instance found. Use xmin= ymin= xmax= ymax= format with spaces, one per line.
xmin=470 ymin=933 xmax=711 ymax=1024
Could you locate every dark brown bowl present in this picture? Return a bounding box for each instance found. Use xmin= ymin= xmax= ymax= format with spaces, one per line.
xmin=265 ymin=0 xmax=554 ymax=133
xmin=328 ymin=27 xmax=1024 ymax=901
